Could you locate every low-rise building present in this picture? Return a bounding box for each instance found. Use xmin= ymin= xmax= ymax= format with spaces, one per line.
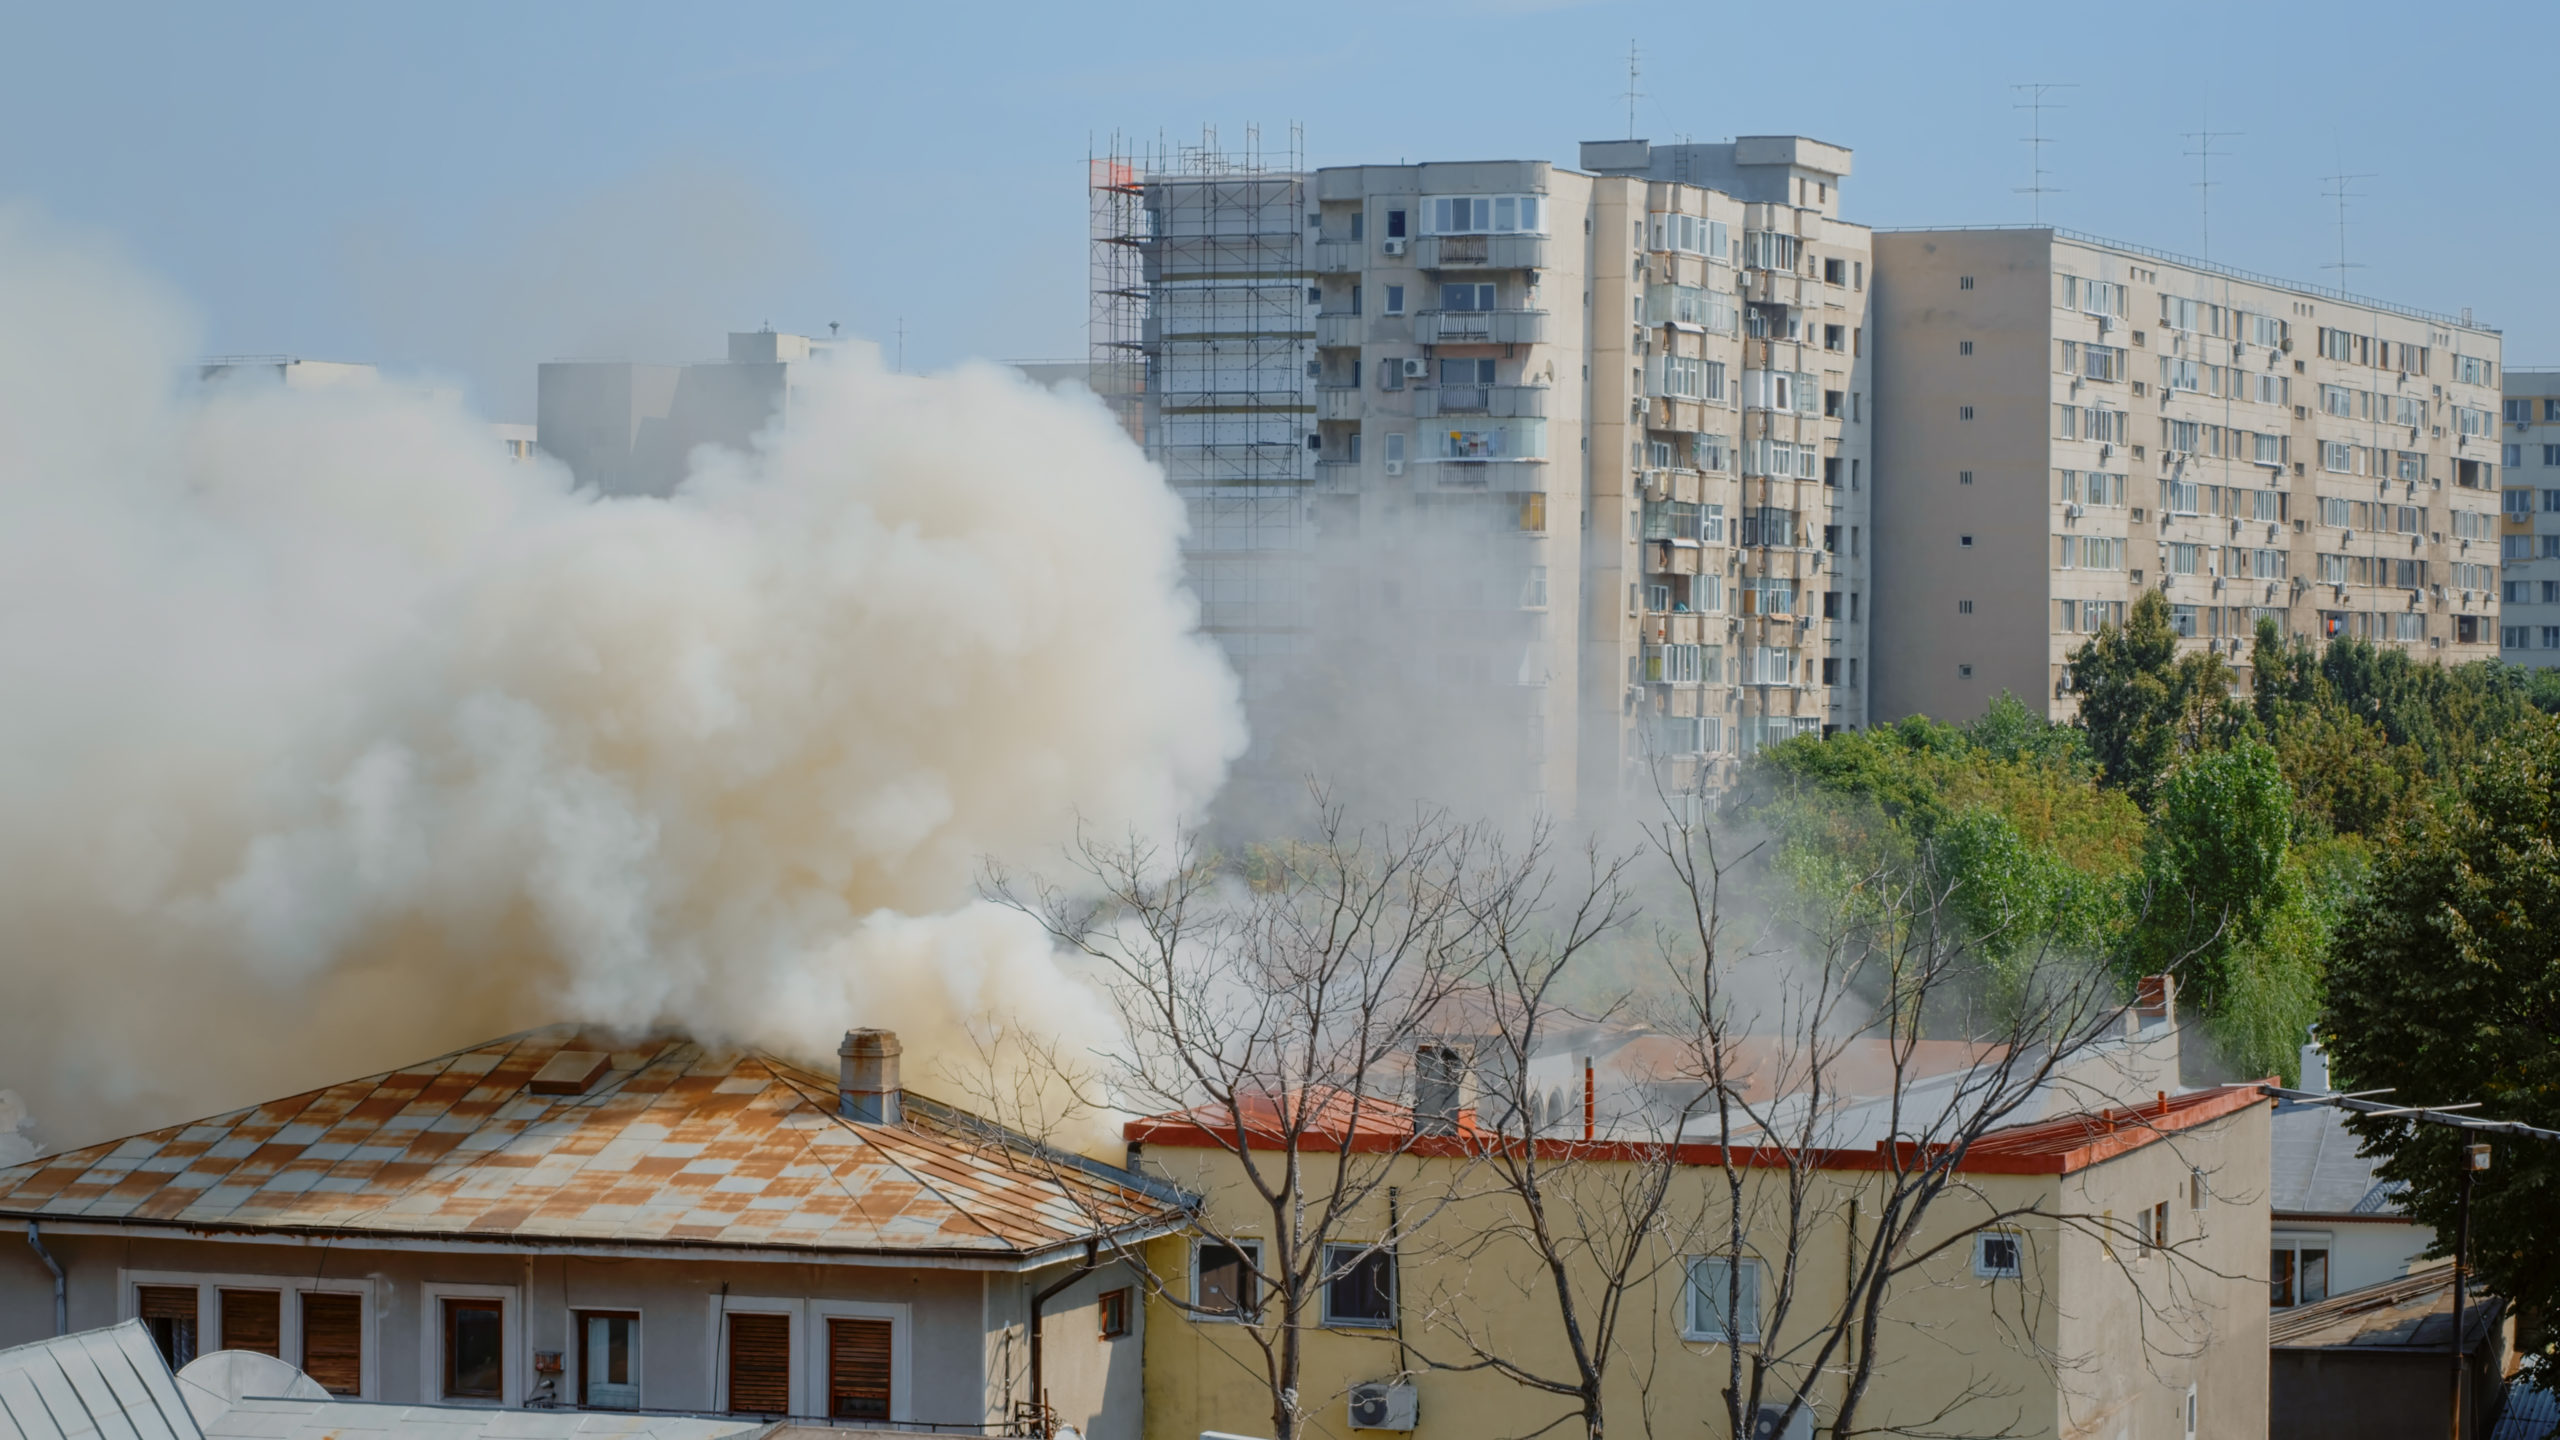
xmin=0 ymin=1027 xmax=1172 ymax=1439
xmin=2269 ymin=1038 xmax=2434 ymax=1309
xmin=537 ymin=331 xmax=849 ymax=496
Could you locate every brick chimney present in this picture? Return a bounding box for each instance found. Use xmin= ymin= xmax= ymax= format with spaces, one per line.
xmin=838 ymin=1029 xmax=902 ymax=1125
xmin=1413 ymin=1043 xmax=1467 ymax=1137
xmin=2134 ymin=974 xmax=2177 ymax=1030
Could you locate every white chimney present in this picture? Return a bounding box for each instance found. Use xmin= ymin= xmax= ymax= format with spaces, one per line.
xmin=2299 ymin=1031 xmax=2330 ymax=1093
xmin=838 ymin=1029 xmax=902 ymax=1125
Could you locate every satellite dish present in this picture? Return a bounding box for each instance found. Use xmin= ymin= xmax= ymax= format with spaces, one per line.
xmin=176 ymin=1350 xmax=329 ymax=1426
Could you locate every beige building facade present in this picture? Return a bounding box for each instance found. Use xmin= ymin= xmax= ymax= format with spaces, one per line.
xmin=1870 ymin=228 xmax=2503 ymax=725
xmin=1126 ymin=138 xmax=1870 ymax=820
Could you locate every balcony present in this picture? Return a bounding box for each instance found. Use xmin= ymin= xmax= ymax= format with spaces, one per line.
xmin=1313 ymin=240 xmax=1364 ymax=273
xmin=1416 ymin=234 xmax=1550 ymax=270
xmin=1415 ymin=309 xmax=1550 ymax=346
xmin=1413 ymin=384 xmax=1549 ymax=419
xmin=1315 ymin=312 xmax=1366 ymax=347
xmin=1318 ymin=386 xmax=1364 ymax=421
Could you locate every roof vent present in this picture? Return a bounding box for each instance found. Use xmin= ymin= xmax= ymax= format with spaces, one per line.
xmin=529 ymin=1051 xmax=609 ymax=1096
xmin=839 ymin=1030 xmax=902 ymax=1125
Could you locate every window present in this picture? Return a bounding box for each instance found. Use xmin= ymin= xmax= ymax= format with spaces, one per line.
xmin=1745 ymin=231 xmax=1802 ymax=271
xmin=1683 ymin=1257 xmax=1762 ymax=1342
xmin=138 ymin=1287 xmax=199 ymax=1370
xmin=223 ymin=1289 xmax=281 ymax=1357
xmin=1439 ymin=281 xmax=1495 ymax=312
xmin=2544 ymin=627 xmax=2560 ymax=649
xmin=444 ymin=1299 xmax=507 ymax=1402
xmin=1195 ymin=1240 xmax=1261 ymax=1317
xmin=578 ymin=1312 xmax=640 ymax=1410
xmin=1832 ymin=325 xmax=1850 ymax=351
xmin=1099 ymin=1288 xmax=1132 ymax=1339
xmin=725 ymin=1313 xmax=791 ymax=1415
xmin=2322 ymin=440 xmax=2356 ymax=474
xmin=1383 ymin=284 xmax=1404 ymax=315
xmin=2084 ymin=344 xmax=2122 ymax=381
xmin=1959 ymin=338 xmax=1974 ymax=356
xmin=2507 ymin=444 xmax=2525 ymax=468
xmin=2507 ymin=399 xmax=2532 ymax=424
xmin=2453 ymin=353 xmax=2492 ymax=386
xmin=302 ymin=1293 xmax=364 ymax=1398
xmin=2270 ymin=1238 xmax=2330 ymax=1307
xmin=2137 ymin=1201 xmax=2170 ymax=1258
xmin=1958 ymin=275 xmax=1975 ymax=290
xmin=1323 ymin=1244 xmax=1397 ymax=1327
xmin=2546 ymin=447 xmax=2560 ymax=467
xmin=1648 ymin=212 xmax=1729 ymax=258
xmin=1973 ymin=1232 xmax=2023 ymax=1278
xmin=1959 ymin=534 xmax=1974 ymax=549
xmin=1960 ymin=405 xmax=1975 ymax=421
xmin=1386 ymin=208 xmax=1406 ymax=238
xmin=827 ymin=1318 xmax=892 ymax=1420
xmin=1427 ymin=194 xmax=1544 ymax=235
xmin=1960 ymin=470 xmax=1974 ymax=485
xmin=2507 ymin=488 xmax=2535 ymax=520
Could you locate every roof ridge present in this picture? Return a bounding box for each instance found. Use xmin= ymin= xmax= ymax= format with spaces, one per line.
xmin=757 ymin=1059 xmax=1022 ymax=1251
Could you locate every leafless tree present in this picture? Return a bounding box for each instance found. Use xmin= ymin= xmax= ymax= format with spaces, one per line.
xmin=982 ymin=797 xmax=1504 ymax=1440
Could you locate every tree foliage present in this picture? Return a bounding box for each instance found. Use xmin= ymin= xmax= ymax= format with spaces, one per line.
xmin=2067 ymin=590 xmax=2247 ymax=806
xmin=2324 ymin=729 xmax=2560 ymax=1379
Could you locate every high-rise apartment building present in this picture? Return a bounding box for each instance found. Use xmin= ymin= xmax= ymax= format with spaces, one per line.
xmin=1870 ymin=229 xmax=2503 ymax=724
xmin=1103 ymin=137 xmax=1872 ymax=820
xmin=538 ymin=329 xmax=846 ymax=496
xmin=2497 ymin=369 xmax=2560 ymax=663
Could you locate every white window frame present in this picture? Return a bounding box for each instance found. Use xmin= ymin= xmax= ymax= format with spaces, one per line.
xmin=423 ymin=1281 xmax=521 ymax=1408
xmin=1971 ymin=1231 xmax=2024 ymax=1279
xmin=810 ymin=1299 xmax=914 ymax=1424
xmin=1319 ymin=1243 xmax=1399 ymax=1330
xmin=569 ymin=1307 xmax=645 ymax=1413
xmin=1190 ymin=1238 xmax=1264 ymax=1323
xmin=1681 ymin=1256 xmax=1763 ymax=1343
xmin=119 ymin=1269 xmax=380 ymax=1402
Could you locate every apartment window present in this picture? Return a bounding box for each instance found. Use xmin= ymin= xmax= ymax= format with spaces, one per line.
xmin=302 ymin=1293 xmax=364 ymax=1398
xmin=1825 ymin=389 xmax=1845 ymax=418
xmin=1196 ymin=1240 xmax=1261 ymax=1317
xmin=1959 ymin=339 xmax=1974 ymax=356
xmin=1958 ymin=664 xmax=1974 ymax=678
xmin=1822 ymin=257 xmax=1845 ymax=285
xmin=1427 ymin=194 xmax=1543 ymax=235
xmin=2544 ymin=626 xmax=2560 ymax=649
xmin=444 ymin=1299 xmax=506 ymax=1402
xmin=2507 ymin=399 xmax=2532 ymax=424
xmin=2546 ymin=399 xmax=2560 ymax=422
xmin=1960 ymin=470 xmax=1974 ymax=485
xmin=1386 ymin=208 xmax=1406 ymax=238
xmin=1957 ymin=599 xmax=1974 ymax=614
xmin=1973 ymin=1233 xmax=2023 ymax=1278
xmin=1683 ymin=1257 xmax=1762 ymax=1342
xmin=1096 ymin=1288 xmax=1135 ymax=1340
xmin=827 ymin=1318 xmax=893 ymax=1420
xmin=1323 ymin=1244 xmax=1397 ymax=1327
xmin=2271 ymin=1238 xmax=2330 ymax=1307
xmin=1823 ymin=590 xmax=1842 ymax=618
xmin=1960 ymin=534 xmax=1974 ymax=548
xmin=1440 ymin=281 xmax=1495 ymax=312
xmin=223 ymin=1289 xmax=282 ymax=1356
xmin=578 ymin=1312 xmax=640 ymax=1410
xmin=1349 ymin=211 xmax=1363 ymax=241
xmin=2138 ymin=1201 xmax=2171 ymax=1258
xmin=2507 ymin=488 xmax=2536 ymax=520
xmin=1959 ymin=275 xmax=1975 ymax=290
xmin=1827 ymin=324 xmax=1847 ymax=351
xmin=138 ymin=1287 xmax=200 ymax=1370
xmin=2507 ymin=444 xmax=2525 ymax=468
xmin=724 ymin=1314 xmax=791 ymax=1415
xmin=1383 ymin=284 xmax=1404 ymax=315
xmin=1960 ymin=405 xmax=1975 ymax=421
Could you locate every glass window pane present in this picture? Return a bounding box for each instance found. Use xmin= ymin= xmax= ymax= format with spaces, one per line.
xmin=582 ymin=1313 xmax=640 ymax=1410
xmin=2301 ymin=1250 xmax=2328 ymax=1305
xmin=2270 ymin=1249 xmax=2295 ymax=1307
xmin=444 ymin=1300 xmax=504 ymax=1400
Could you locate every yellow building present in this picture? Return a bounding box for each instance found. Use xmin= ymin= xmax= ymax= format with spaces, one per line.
xmin=1126 ymin=1078 xmax=2270 ymax=1440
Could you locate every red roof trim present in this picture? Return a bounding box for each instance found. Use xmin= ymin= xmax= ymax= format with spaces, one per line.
xmin=1126 ymin=1083 xmax=2272 ymax=1176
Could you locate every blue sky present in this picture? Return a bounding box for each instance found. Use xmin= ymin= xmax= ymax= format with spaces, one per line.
xmin=5 ymin=1 xmax=2551 ymax=420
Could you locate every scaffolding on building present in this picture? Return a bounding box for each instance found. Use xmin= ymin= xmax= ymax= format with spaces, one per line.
xmin=1090 ymin=125 xmax=1315 ymax=687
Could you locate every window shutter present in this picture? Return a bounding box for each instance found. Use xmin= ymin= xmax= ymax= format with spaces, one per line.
xmin=827 ymin=1318 xmax=892 ymax=1420
xmin=301 ymin=1293 xmax=364 ymax=1396
xmin=137 ymin=1286 xmax=199 ymax=1369
xmin=726 ymin=1314 xmax=792 ymax=1416
xmin=220 ymin=1290 xmax=281 ymax=1357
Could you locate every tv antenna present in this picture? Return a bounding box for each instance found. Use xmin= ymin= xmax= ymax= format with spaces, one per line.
xmin=2321 ymin=163 xmax=2374 ymax=285
xmin=895 ymin=317 xmax=907 ymax=374
xmin=1624 ymin=42 xmax=1643 ymax=139
xmin=2012 ymin=83 xmax=2076 ymax=224
xmin=2182 ymin=106 xmax=2240 ymax=262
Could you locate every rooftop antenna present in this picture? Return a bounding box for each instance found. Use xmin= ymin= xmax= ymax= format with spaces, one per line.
xmin=828 ymin=321 xmax=840 ymax=338
xmin=2012 ymin=82 xmax=2076 ymax=224
xmin=2181 ymin=105 xmax=2241 ymax=263
xmin=1625 ymin=41 xmax=1642 ymax=139
xmin=895 ymin=317 xmax=907 ymax=374
xmin=2321 ymin=154 xmax=2374 ymax=286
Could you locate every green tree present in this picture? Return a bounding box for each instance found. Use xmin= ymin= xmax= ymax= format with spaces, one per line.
xmin=2068 ymin=590 xmax=2246 ymax=806
xmin=2324 ymin=729 xmax=2560 ymax=1379
xmin=2120 ymin=738 xmax=2324 ymax=1080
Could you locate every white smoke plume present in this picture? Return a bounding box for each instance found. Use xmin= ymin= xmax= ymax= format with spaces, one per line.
xmin=0 ymin=207 xmax=1244 ymax=1149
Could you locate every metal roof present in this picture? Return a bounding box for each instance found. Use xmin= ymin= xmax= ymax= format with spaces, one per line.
xmin=197 ymin=1398 xmax=772 ymax=1440
xmin=0 ymin=1321 xmax=201 ymax=1440
xmin=2269 ymin=1264 xmax=2505 ymax=1353
xmin=2270 ymin=1102 xmax=2411 ymax=1219
xmin=0 ymin=1029 xmax=1177 ymax=1263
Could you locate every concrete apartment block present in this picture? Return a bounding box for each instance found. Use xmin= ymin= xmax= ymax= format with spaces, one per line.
xmin=1129 ymin=138 xmax=1869 ymax=820
xmin=537 ymin=329 xmax=845 ymax=496
xmin=2498 ymin=369 xmax=2560 ymax=663
xmin=1871 ymin=229 xmax=2503 ymax=726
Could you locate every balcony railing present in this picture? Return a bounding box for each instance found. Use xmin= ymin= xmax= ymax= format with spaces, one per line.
xmin=1317 ymin=386 xmax=1363 ymax=421
xmin=1315 ymin=312 xmax=1365 ymax=347
xmin=1415 ymin=309 xmax=1550 ymax=346
xmin=1414 ymin=384 xmax=1549 ymax=419
xmin=1313 ymin=240 xmax=1363 ymax=273
xmin=1417 ymin=235 xmax=1550 ymax=270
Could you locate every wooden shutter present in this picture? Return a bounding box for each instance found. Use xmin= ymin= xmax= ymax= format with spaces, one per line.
xmin=300 ymin=1293 xmax=363 ymax=1396
xmin=219 ymin=1290 xmax=281 ymax=1357
xmin=826 ymin=1318 xmax=891 ymax=1421
xmin=725 ymin=1314 xmax=791 ymax=1416
xmin=137 ymin=1287 xmax=198 ymax=1369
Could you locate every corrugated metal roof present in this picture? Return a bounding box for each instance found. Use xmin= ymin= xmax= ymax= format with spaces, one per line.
xmin=2271 ymin=1102 xmax=2408 ymax=1218
xmin=0 ymin=1029 xmax=1176 ymax=1261
xmin=2494 ymin=1378 xmax=2559 ymax=1440
xmin=2269 ymin=1264 xmax=2505 ymax=1353
xmin=198 ymin=1398 xmax=771 ymax=1440
xmin=0 ymin=1321 xmax=202 ymax=1440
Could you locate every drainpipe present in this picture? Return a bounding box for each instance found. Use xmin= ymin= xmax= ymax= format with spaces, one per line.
xmin=26 ymin=1221 xmax=65 ymax=1336
xmin=1026 ymin=1241 xmax=1099 ymax=1438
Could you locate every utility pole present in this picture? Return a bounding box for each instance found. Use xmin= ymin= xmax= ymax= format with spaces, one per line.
xmin=2450 ymin=1143 xmax=2489 ymax=1440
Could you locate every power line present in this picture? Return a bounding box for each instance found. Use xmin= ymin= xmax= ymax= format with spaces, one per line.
xmin=2012 ymin=82 xmax=2076 ymax=224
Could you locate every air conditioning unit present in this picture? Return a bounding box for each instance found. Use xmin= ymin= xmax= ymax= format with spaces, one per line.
xmin=1400 ymin=358 xmax=1428 ymax=379
xmin=1749 ymin=1404 xmax=1815 ymax=1440
xmin=2096 ymin=314 xmax=2114 ymax=334
xmin=1383 ymin=459 xmax=1404 ymax=477
xmin=1381 ymin=237 xmax=1408 ymax=258
xmin=1348 ymin=1382 xmax=1418 ymax=1432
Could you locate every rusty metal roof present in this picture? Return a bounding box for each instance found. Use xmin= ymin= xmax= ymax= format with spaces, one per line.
xmin=0 ymin=1028 xmax=1178 ymax=1264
